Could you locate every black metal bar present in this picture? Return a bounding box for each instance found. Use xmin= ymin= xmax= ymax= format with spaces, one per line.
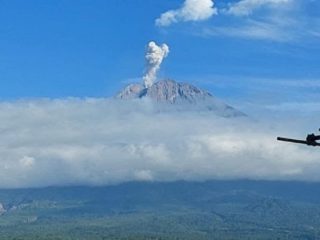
xmin=277 ymin=137 xmax=307 ymax=144
xmin=277 ymin=137 xmax=320 ymax=146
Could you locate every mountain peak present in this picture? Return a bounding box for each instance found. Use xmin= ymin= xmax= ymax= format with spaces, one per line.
xmin=141 ymin=79 xmax=212 ymax=103
xmin=116 ymin=79 xmax=211 ymax=103
xmin=116 ymin=79 xmax=245 ymax=117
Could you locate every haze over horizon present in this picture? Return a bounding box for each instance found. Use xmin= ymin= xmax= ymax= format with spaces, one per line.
xmin=0 ymin=0 xmax=320 ymax=188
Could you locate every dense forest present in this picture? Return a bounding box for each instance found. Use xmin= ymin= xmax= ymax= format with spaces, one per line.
xmin=0 ymin=180 xmax=320 ymax=239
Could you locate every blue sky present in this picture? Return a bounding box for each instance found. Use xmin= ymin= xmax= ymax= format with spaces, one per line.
xmin=1 ymin=0 xmax=320 ymax=187
xmin=0 ymin=0 xmax=319 ymax=107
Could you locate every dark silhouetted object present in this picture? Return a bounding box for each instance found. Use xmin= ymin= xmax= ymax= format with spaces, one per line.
xmin=277 ymin=129 xmax=320 ymax=146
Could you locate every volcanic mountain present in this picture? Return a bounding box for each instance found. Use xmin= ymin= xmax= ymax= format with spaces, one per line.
xmin=116 ymin=79 xmax=245 ymax=117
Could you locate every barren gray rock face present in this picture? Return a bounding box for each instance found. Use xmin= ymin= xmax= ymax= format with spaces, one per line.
xmin=116 ymin=83 xmax=145 ymax=100
xmin=142 ymin=80 xmax=211 ymax=103
xmin=116 ymin=79 xmax=245 ymax=117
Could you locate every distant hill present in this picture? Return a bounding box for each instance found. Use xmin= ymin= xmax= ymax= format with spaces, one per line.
xmin=116 ymin=79 xmax=246 ymax=117
xmin=0 ymin=180 xmax=320 ymax=239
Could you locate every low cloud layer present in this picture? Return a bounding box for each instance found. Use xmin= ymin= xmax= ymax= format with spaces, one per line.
xmin=155 ymin=0 xmax=217 ymax=27
xmin=0 ymin=98 xmax=319 ymax=188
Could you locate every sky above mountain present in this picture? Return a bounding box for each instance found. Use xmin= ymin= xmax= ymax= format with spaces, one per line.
xmin=0 ymin=0 xmax=320 ymax=187
xmin=0 ymin=0 xmax=319 ymax=108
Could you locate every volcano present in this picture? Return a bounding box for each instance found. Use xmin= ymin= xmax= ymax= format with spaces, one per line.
xmin=116 ymin=79 xmax=245 ymax=117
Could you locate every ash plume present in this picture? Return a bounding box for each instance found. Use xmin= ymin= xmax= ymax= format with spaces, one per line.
xmin=143 ymin=41 xmax=169 ymax=88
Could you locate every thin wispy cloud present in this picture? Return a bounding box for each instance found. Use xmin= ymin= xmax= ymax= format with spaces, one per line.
xmin=217 ymin=0 xmax=310 ymax=42
xmin=224 ymin=0 xmax=293 ymax=16
xmin=202 ymin=19 xmax=295 ymax=42
xmin=155 ymin=0 xmax=217 ymax=27
xmin=158 ymin=0 xmax=319 ymax=42
xmin=265 ymin=102 xmax=320 ymax=112
xmin=191 ymin=76 xmax=320 ymax=116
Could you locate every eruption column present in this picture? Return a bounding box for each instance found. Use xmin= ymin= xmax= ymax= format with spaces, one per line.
xmin=143 ymin=41 xmax=169 ymax=88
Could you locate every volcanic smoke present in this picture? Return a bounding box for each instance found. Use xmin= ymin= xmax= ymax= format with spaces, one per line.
xmin=142 ymin=41 xmax=169 ymax=88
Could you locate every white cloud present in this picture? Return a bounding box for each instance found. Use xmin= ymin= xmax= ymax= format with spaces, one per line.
xmin=155 ymin=0 xmax=319 ymax=42
xmin=265 ymin=102 xmax=320 ymax=112
xmin=211 ymin=0 xmax=300 ymax=42
xmin=0 ymin=98 xmax=319 ymax=188
xmin=19 ymin=156 xmax=35 ymax=168
xmin=225 ymin=0 xmax=292 ymax=16
xmin=201 ymin=0 xmax=308 ymax=42
xmin=202 ymin=19 xmax=295 ymax=42
xmin=134 ymin=170 xmax=154 ymax=181
xmin=156 ymin=0 xmax=217 ymax=27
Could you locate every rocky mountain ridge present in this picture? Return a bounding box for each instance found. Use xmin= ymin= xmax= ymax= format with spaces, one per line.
xmin=116 ymin=79 xmax=245 ymax=117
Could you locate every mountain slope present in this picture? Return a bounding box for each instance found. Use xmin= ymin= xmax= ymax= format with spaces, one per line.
xmin=116 ymin=79 xmax=245 ymax=117
xmin=0 ymin=180 xmax=320 ymax=239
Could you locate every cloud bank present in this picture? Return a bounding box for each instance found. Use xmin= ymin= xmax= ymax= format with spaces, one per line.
xmin=0 ymin=98 xmax=319 ymax=188
xmin=155 ymin=0 xmax=217 ymax=27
